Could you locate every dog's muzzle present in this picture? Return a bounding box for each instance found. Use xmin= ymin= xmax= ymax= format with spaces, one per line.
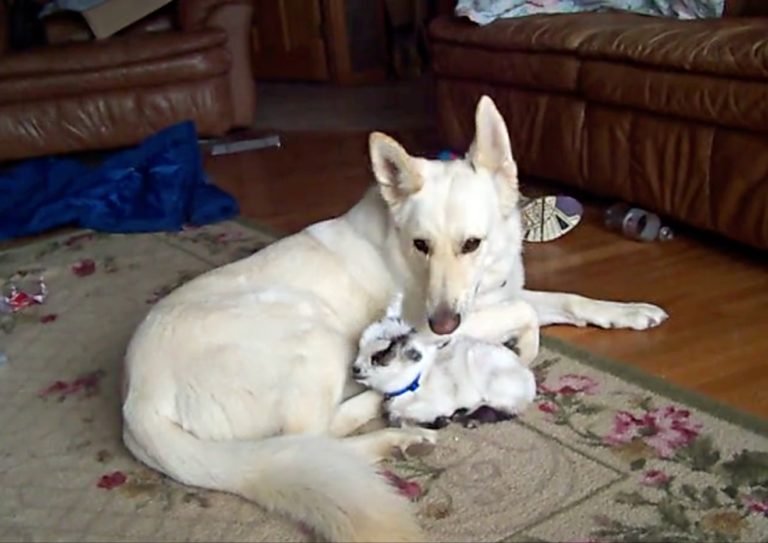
xmin=428 ymin=306 xmax=461 ymax=335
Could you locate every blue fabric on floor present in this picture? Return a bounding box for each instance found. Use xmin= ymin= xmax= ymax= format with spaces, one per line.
xmin=0 ymin=121 xmax=239 ymax=241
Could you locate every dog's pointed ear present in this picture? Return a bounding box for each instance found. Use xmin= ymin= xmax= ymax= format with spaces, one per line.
xmin=370 ymin=132 xmax=423 ymax=206
xmin=468 ymin=96 xmax=520 ymax=215
xmin=468 ymin=95 xmax=515 ymax=172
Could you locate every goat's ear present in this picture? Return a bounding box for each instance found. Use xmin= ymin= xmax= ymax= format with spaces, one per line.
xmin=385 ymin=292 xmax=404 ymax=319
xmin=467 ymin=95 xmax=520 ymax=216
xmin=370 ymin=132 xmax=423 ymax=207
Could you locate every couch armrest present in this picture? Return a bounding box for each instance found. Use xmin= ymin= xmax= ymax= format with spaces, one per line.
xmin=178 ymin=0 xmax=256 ymax=129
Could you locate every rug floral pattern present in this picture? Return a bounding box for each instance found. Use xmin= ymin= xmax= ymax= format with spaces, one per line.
xmin=0 ymin=222 xmax=766 ymax=543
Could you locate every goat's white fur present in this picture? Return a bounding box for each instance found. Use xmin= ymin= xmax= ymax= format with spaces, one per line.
xmin=353 ymin=293 xmax=538 ymax=426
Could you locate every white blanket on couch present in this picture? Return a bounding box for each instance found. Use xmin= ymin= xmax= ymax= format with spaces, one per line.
xmin=456 ymin=0 xmax=726 ymax=25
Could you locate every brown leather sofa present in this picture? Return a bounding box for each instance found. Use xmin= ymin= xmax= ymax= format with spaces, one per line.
xmin=0 ymin=0 xmax=255 ymax=163
xmin=429 ymin=0 xmax=768 ymax=250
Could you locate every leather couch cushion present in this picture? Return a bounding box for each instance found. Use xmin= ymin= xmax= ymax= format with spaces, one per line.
xmin=431 ymin=42 xmax=580 ymax=92
xmin=429 ymin=14 xmax=616 ymax=93
xmin=577 ymin=15 xmax=768 ymax=132
xmin=578 ymin=16 xmax=768 ymax=81
xmin=0 ymin=76 xmax=233 ymax=160
xmin=429 ymin=13 xmax=628 ymax=53
xmin=431 ymin=14 xmax=768 ymax=81
xmin=430 ymin=14 xmax=768 ymax=130
xmin=0 ymin=29 xmax=226 ymax=78
xmin=0 ymin=0 xmax=255 ymax=163
xmin=581 ymin=60 xmax=768 ymax=132
xmin=0 ymin=46 xmax=230 ymax=104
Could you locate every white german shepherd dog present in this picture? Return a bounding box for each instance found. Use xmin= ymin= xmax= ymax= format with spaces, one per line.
xmin=121 ymin=96 xmax=667 ymax=542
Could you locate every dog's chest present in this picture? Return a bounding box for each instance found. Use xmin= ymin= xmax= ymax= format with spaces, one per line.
xmin=475 ymin=256 xmax=525 ymax=306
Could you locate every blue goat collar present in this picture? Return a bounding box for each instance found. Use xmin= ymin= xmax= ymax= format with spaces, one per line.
xmin=384 ymin=373 xmax=421 ymax=399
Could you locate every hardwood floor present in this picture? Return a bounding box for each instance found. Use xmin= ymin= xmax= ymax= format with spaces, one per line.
xmin=206 ymin=130 xmax=768 ymax=420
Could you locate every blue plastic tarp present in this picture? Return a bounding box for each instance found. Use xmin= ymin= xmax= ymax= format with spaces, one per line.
xmin=0 ymin=121 xmax=239 ymax=241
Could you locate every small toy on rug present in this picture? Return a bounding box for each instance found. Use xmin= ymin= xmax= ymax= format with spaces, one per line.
xmin=352 ymin=292 xmax=537 ymax=429
xmin=436 ymin=149 xmax=583 ymax=243
xmin=38 ymin=368 xmax=106 ymax=401
xmin=0 ymin=276 xmax=47 ymax=314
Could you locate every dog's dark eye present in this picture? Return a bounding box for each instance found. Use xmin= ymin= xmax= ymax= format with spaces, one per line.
xmin=461 ymin=237 xmax=482 ymax=254
xmin=413 ymin=239 xmax=430 ymax=255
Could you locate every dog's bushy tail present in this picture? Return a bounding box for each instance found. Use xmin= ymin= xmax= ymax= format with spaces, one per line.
xmin=123 ymin=411 xmax=425 ymax=542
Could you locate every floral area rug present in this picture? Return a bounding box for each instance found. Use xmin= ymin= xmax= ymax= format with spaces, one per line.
xmin=1 ymin=221 xmax=767 ymax=543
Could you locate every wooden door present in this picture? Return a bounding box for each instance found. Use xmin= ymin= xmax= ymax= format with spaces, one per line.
xmin=251 ymin=0 xmax=330 ymax=81
xmin=322 ymin=0 xmax=388 ymax=85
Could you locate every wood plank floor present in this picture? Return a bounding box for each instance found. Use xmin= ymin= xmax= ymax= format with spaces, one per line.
xmin=206 ymin=130 xmax=768 ymax=420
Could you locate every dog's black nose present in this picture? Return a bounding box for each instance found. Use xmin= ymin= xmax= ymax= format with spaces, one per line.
xmin=352 ymin=366 xmax=361 ymax=375
xmin=428 ymin=308 xmax=461 ymax=335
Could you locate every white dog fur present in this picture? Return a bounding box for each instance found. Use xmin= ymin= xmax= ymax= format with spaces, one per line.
xmin=352 ymin=292 xmax=538 ymax=427
xmin=121 ymin=95 xmax=668 ymax=542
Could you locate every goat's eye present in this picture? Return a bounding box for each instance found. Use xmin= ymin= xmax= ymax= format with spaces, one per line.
xmin=413 ymin=239 xmax=430 ymax=255
xmin=461 ymin=237 xmax=482 ymax=254
xmin=404 ymin=348 xmax=422 ymax=362
xmin=371 ymin=350 xmax=387 ymax=365
xmin=371 ymin=342 xmax=395 ymax=366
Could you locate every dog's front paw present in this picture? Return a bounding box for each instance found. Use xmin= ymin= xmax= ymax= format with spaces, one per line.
xmin=592 ymin=301 xmax=669 ymax=330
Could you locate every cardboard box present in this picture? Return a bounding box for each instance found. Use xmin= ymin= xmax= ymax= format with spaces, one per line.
xmin=80 ymin=0 xmax=173 ymax=39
